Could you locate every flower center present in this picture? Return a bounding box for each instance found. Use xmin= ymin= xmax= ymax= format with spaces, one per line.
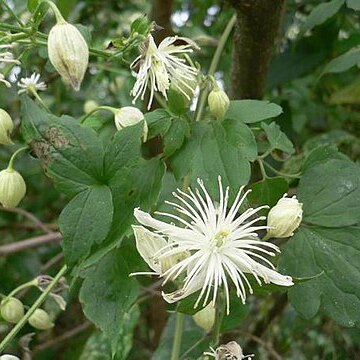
xmin=214 ymin=229 xmax=230 ymax=248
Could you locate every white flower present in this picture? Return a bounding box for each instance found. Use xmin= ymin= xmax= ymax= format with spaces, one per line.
xmin=17 ymin=73 xmax=47 ymax=94
xmin=0 ymin=45 xmax=20 ymax=65
xmin=0 ymin=355 xmax=20 ymax=360
xmin=0 ymin=74 xmax=11 ymax=88
xmin=114 ymin=106 xmax=148 ymax=141
xmin=130 ymin=34 xmax=199 ymax=109
xmin=205 ymin=341 xmax=254 ymax=360
xmin=132 ymin=177 xmax=293 ymax=314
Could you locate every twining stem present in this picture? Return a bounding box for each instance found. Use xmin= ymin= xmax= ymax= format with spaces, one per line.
xmin=7 ymin=146 xmax=29 ymax=170
xmin=257 ymin=159 xmax=268 ymax=180
xmin=194 ymin=14 xmax=236 ymax=122
xmin=212 ymin=297 xmax=225 ymax=347
xmin=262 ymin=160 xmax=301 ymax=179
xmin=80 ymin=105 xmax=116 ymax=123
xmin=0 ymin=265 xmax=67 ymax=352
xmin=170 ymin=312 xmax=185 ymax=360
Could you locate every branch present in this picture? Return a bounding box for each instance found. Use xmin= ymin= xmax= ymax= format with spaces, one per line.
xmin=0 ymin=232 xmax=62 ymax=256
xmin=230 ymin=0 xmax=285 ymax=99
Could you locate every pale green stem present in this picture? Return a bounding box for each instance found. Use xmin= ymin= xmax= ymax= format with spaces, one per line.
xmin=0 ymin=0 xmax=24 ymax=27
xmin=0 ymin=264 xmax=67 ymax=352
xmin=211 ymin=297 xmax=225 ymax=348
xmin=263 ymin=161 xmax=301 ymax=179
xmin=194 ymin=14 xmax=236 ymax=122
xmin=5 ymin=279 xmax=38 ymax=299
xmin=7 ymin=146 xmax=28 ymax=170
xmin=257 ymin=159 xmax=268 ymax=180
xmin=170 ymin=312 xmax=185 ymax=360
xmin=30 ymin=87 xmax=50 ymax=113
xmin=40 ymin=0 xmax=66 ymax=24
xmin=80 ymin=106 xmax=116 ymax=123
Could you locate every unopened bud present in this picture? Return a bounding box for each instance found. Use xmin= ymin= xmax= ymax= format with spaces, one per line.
xmin=1 ymin=297 xmax=24 ymax=324
xmin=0 ymin=168 xmax=26 ymax=208
xmin=83 ymin=100 xmax=99 ymax=114
xmin=114 ymin=107 xmax=148 ymax=141
xmin=192 ymin=302 xmax=215 ymax=332
xmin=48 ymin=22 xmax=89 ymax=91
xmin=0 ymin=355 xmax=20 ymax=360
xmin=28 ymin=309 xmax=54 ymax=330
xmin=266 ymin=194 xmax=303 ymax=238
xmin=208 ymin=88 xmax=230 ymax=119
xmin=0 ymin=109 xmax=14 ymax=145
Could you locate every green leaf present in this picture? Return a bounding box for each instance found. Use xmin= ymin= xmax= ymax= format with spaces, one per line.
xmin=21 ymin=97 xmax=104 ymax=197
xmin=298 ymin=158 xmax=360 ymax=227
xmin=59 ymin=185 xmax=113 ymax=266
xmin=103 ymin=123 xmax=143 ymax=179
xmin=346 ymin=0 xmax=360 ymax=10
xmin=301 ymin=0 xmax=344 ymax=34
xmin=222 ymin=118 xmax=257 ymax=161
xmin=248 ymin=177 xmax=288 ymax=210
xmin=226 ymin=100 xmax=283 ymax=124
xmin=279 ymin=226 xmax=360 ymax=327
xmin=79 ymin=249 xmax=139 ymax=356
xmin=171 ymin=122 xmax=251 ymax=200
xmin=145 ymin=109 xmax=172 ymax=139
xmin=27 ymin=0 xmax=39 ymax=12
xmin=163 ymin=118 xmax=189 ymax=157
xmin=321 ymin=47 xmax=360 ymax=76
xmin=261 ymin=122 xmax=295 ymax=155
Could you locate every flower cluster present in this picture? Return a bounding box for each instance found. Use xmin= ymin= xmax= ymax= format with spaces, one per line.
xmin=130 ymin=34 xmax=199 ymax=109
xmin=132 ymin=177 xmax=293 ymax=314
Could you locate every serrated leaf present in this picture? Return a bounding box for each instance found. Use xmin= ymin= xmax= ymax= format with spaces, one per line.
xmin=226 ymin=100 xmax=283 ymax=124
xmin=301 ymin=0 xmax=344 ymax=34
xmin=279 ymin=226 xmax=360 ymax=327
xmin=79 ymin=249 xmax=139 ymax=356
xmin=261 ymin=122 xmax=295 ymax=155
xmin=321 ymin=47 xmax=360 ymax=76
xmin=171 ymin=122 xmax=250 ymax=201
xmin=298 ymin=158 xmax=360 ymax=227
xmin=346 ymin=0 xmax=360 ymax=10
xmin=59 ymin=185 xmax=113 ymax=266
xmin=21 ymin=97 xmax=104 ymax=197
xmin=222 ymin=119 xmax=257 ymax=161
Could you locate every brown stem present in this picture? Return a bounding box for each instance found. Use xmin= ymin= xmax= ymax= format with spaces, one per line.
xmin=150 ymin=0 xmax=174 ymax=42
xmin=230 ymin=0 xmax=285 ymax=99
xmin=0 ymin=232 xmax=62 ymax=256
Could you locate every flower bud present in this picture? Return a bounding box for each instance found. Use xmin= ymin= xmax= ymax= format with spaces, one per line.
xmin=114 ymin=106 xmax=148 ymax=141
xmin=266 ymin=194 xmax=303 ymax=238
xmin=208 ymin=88 xmax=230 ymax=119
xmin=0 ymin=297 xmax=24 ymax=324
xmin=0 ymin=109 xmax=14 ymax=145
xmin=192 ymin=302 xmax=215 ymax=332
xmin=0 ymin=168 xmax=26 ymax=208
xmin=83 ymin=100 xmax=99 ymax=114
xmin=28 ymin=309 xmax=54 ymax=330
xmin=48 ymin=22 xmax=89 ymax=91
xmin=0 ymin=355 xmax=20 ymax=360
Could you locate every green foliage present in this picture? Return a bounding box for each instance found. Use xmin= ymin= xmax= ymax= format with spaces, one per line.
xmin=261 ymin=122 xmax=295 ymax=155
xmin=321 ymin=47 xmax=360 ymax=76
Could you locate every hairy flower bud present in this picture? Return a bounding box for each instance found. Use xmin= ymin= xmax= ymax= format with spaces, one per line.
xmin=0 ymin=109 xmax=14 ymax=145
xmin=0 ymin=297 xmax=24 ymax=324
xmin=114 ymin=106 xmax=148 ymax=141
xmin=266 ymin=194 xmax=303 ymax=238
xmin=0 ymin=168 xmax=26 ymax=208
xmin=0 ymin=355 xmax=20 ymax=360
xmin=48 ymin=22 xmax=89 ymax=91
xmin=208 ymin=88 xmax=230 ymax=119
xmin=192 ymin=302 xmax=215 ymax=332
xmin=28 ymin=309 xmax=54 ymax=330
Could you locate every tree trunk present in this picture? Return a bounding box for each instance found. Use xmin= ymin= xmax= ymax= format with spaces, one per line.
xmin=230 ymin=0 xmax=285 ymax=99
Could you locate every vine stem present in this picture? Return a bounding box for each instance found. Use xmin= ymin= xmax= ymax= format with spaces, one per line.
xmin=262 ymin=161 xmax=301 ymax=179
xmin=194 ymin=14 xmax=236 ymax=122
xmin=0 ymin=0 xmax=24 ymax=27
xmin=7 ymin=146 xmax=28 ymax=170
xmin=170 ymin=312 xmax=185 ymax=360
xmin=80 ymin=105 xmax=116 ymax=123
xmin=0 ymin=265 xmax=67 ymax=353
xmin=211 ymin=297 xmax=225 ymax=348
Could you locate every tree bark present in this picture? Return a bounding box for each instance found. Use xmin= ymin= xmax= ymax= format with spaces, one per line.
xmin=150 ymin=0 xmax=174 ymax=43
xmin=230 ymin=0 xmax=285 ymax=99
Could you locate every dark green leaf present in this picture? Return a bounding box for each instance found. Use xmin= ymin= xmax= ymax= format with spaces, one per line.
xmin=301 ymin=0 xmax=344 ymax=34
xmin=261 ymin=122 xmax=295 ymax=155
xmin=21 ymin=97 xmax=104 ymax=197
xmin=145 ymin=109 xmax=172 ymax=139
xmin=280 ymin=226 xmax=360 ymax=327
xmin=163 ymin=118 xmax=189 ymax=157
xmin=298 ymin=158 xmax=360 ymax=227
xmin=226 ymin=100 xmax=283 ymax=124
xmin=321 ymin=47 xmax=360 ymax=76
xmin=79 ymin=249 xmax=139 ymax=356
xmin=59 ymin=185 xmax=113 ymax=266
xmin=346 ymin=0 xmax=360 ymax=10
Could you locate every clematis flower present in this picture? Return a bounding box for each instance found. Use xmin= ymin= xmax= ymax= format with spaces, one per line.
xmin=205 ymin=341 xmax=254 ymax=360
xmin=17 ymin=73 xmax=47 ymax=94
xmin=130 ymin=34 xmax=199 ymax=109
xmin=132 ymin=177 xmax=293 ymax=314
